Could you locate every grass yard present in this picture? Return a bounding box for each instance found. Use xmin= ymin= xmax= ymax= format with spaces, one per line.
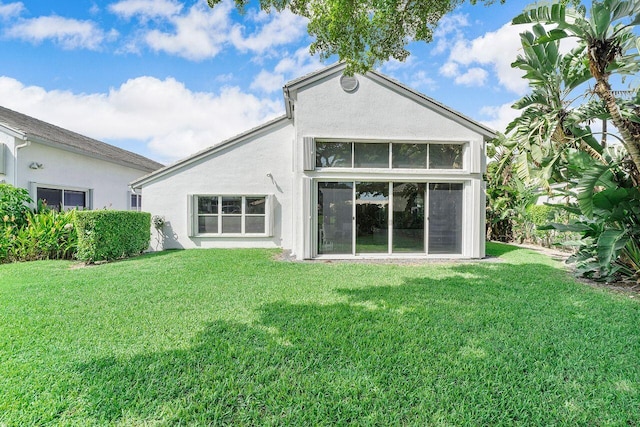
xmin=1 ymin=243 xmax=639 ymax=425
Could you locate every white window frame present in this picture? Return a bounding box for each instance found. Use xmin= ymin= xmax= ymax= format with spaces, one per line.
xmin=314 ymin=139 xmax=467 ymax=171
xmin=129 ymin=192 xmax=142 ymax=211
xmin=32 ymin=183 xmax=92 ymax=211
xmin=190 ymin=194 xmax=272 ymax=237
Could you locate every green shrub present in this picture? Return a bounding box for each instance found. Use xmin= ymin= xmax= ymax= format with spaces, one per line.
xmin=1 ymin=210 xmax=77 ymax=263
xmin=526 ymin=205 xmax=555 ymax=227
xmin=0 ymin=184 xmax=32 ymax=229
xmin=75 ymin=210 xmax=151 ymax=262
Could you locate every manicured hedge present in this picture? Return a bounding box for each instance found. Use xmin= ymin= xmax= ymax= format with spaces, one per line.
xmin=75 ymin=210 xmax=150 ymax=262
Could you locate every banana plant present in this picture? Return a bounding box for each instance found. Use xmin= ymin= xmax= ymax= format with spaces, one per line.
xmin=513 ymin=0 xmax=640 ymax=176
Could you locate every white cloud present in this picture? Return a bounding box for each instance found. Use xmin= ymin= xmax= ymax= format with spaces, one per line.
xmin=0 ymin=1 xmax=24 ymax=19
xmin=0 ymin=75 xmax=283 ymax=162
xmin=479 ymin=101 xmax=520 ymax=133
xmin=438 ymin=22 xmax=530 ymax=94
xmin=108 ymin=0 xmax=183 ymax=21
xmin=250 ymin=70 xmax=285 ymax=93
xmin=229 ymin=9 xmax=308 ymax=54
xmin=5 ymin=16 xmax=113 ymax=50
xmin=143 ymin=1 xmax=232 ymax=60
xmin=410 ymin=71 xmax=438 ymax=92
xmin=250 ymin=46 xmax=323 ymax=93
xmin=432 ymin=13 xmax=469 ymax=55
xmin=454 ymin=67 xmax=488 ymax=86
xmin=439 ymin=62 xmax=459 ymax=78
xmin=116 ymin=0 xmax=308 ymax=61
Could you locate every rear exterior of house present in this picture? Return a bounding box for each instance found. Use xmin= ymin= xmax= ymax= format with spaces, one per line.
xmin=132 ymin=63 xmax=496 ymax=260
xmin=0 ymin=106 xmax=163 ymax=211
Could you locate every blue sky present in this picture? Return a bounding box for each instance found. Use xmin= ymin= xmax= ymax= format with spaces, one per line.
xmin=0 ymin=0 xmax=537 ymax=164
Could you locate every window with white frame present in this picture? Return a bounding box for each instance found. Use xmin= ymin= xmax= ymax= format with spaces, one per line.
xmin=193 ymin=195 xmax=270 ymax=236
xmin=315 ymin=141 xmax=464 ymax=170
xmin=36 ymin=186 xmax=90 ymax=211
xmin=130 ymin=193 xmax=142 ymax=211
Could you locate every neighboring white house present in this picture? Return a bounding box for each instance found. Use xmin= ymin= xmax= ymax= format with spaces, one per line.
xmin=131 ymin=63 xmax=496 ymax=260
xmin=0 ymin=106 xmax=163 ymax=211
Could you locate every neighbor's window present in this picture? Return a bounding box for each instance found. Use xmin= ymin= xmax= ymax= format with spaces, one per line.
xmin=130 ymin=193 xmax=142 ymax=211
xmin=194 ymin=195 xmax=269 ymax=236
xmin=37 ymin=187 xmax=88 ymax=211
xmin=316 ymin=141 xmax=464 ymax=169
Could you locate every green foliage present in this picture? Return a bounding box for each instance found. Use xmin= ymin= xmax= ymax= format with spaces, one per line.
xmin=209 ymin=0 xmax=501 ymax=74
xmin=512 ymin=0 xmax=640 ymax=175
xmin=485 ymin=138 xmax=540 ymax=243
xmin=0 ymin=183 xmax=32 ymax=229
xmin=1 ymin=210 xmax=77 ymax=263
xmin=544 ymin=166 xmax=640 ymax=282
xmin=1 ymin=185 xmax=77 ymax=263
xmin=75 ymin=210 xmax=151 ymax=262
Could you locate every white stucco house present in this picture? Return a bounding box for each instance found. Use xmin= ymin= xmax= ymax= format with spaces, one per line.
xmin=0 ymin=106 xmax=163 ymax=211
xmin=132 ymin=63 xmax=496 ymax=260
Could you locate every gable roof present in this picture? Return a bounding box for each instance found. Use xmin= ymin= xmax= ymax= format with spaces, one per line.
xmin=132 ymin=63 xmax=497 ymax=188
xmin=0 ymin=106 xmax=163 ymax=172
xmin=283 ymin=62 xmax=497 ymax=140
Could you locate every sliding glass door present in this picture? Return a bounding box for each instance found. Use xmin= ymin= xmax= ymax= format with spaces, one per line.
xmin=317 ymin=182 xmax=353 ymax=255
xmin=316 ymin=181 xmax=463 ymax=256
xmin=393 ymin=183 xmax=425 ymax=253
xmin=428 ymin=183 xmax=463 ymax=254
xmin=356 ymin=182 xmax=389 ymax=253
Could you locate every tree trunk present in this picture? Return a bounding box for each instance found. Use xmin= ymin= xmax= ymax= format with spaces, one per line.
xmin=593 ymin=79 xmax=640 ymax=176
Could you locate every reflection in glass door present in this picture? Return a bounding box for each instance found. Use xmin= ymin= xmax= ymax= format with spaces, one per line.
xmin=317 ymin=182 xmax=353 ymax=254
xmin=356 ymin=182 xmax=389 ymax=253
xmin=393 ymin=183 xmax=425 ymax=253
xmin=317 ymin=181 xmax=463 ymax=256
xmin=428 ymin=183 xmax=463 ymax=254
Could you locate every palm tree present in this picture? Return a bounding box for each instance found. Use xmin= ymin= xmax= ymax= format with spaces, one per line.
xmin=500 ymin=24 xmax=606 ymax=189
xmin=512 ymin=0 xmax=640 ymax=176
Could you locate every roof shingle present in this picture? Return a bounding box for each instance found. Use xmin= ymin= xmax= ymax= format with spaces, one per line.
xmin=0 ymin=106 xmax=163 ymax=172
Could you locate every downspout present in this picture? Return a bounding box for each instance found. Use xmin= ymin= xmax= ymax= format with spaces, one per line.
xmin=14 ymin=139 xmax=30 ymax=186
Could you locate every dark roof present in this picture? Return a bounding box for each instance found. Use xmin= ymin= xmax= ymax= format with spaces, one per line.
xmin=0 ymin=105 xmax=163 ymax=172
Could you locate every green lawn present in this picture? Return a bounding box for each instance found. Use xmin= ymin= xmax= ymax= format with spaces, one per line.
xmin=1 ymin=243 xmax=639 ymax=425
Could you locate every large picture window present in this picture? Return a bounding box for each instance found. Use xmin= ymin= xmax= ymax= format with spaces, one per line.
xmin=315 ymin=141 xmax=464 ymax=170
xmin=193 ymin=195 xmax=269 ymax=236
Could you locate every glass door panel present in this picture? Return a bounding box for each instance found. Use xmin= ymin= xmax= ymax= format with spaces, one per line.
xmin=317 ymin=182 xmax=353 ymax=254
xmin=393 ymin=183 xmax=425 ymax=253
xmin=428 ymin=183 xmax=463 ymax=254
xmin=356 ymin=182 xmax=389 ymax=253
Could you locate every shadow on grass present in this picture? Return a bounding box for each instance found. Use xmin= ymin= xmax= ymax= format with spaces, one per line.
xmin=75 ymin=261 xmax=639 ymax=425
xmin=485 ymin=241 xmax=521 ymax=257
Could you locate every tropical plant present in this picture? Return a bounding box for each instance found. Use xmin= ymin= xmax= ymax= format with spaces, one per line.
xmin=3 ymin=209 xmax=77 ymax=262
xmin=513 ymin=0 xmax=640 ymax=177
xmin=502 ymin=0 xmax=640 ymax=281
xmin=542 ymin=161 xmax=640 ymax=282
xmin=485 ymin=137 xmax=541 ymax=242
xmin=0 ymin=184 xmax=32 ymax=229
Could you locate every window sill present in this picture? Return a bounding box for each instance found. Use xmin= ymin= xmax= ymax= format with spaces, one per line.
xmin=193 ymin=233 xmax=271 ymax=238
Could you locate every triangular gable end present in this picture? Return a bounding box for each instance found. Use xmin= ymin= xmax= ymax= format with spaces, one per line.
xmin=283 ymin=63 xmax=496 ymax=141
